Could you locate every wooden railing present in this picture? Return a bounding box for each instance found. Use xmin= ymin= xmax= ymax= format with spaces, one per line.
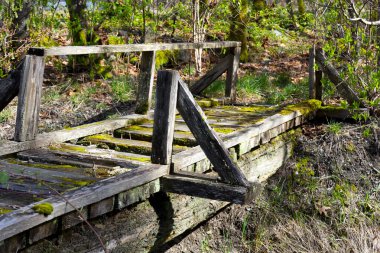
xmin=151 ymin=70 xmax=258 ymax=204
xmin=14 ymin=41 xmax=241 ymax=142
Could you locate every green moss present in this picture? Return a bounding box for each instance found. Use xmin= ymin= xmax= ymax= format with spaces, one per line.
xmin=0 ymin=208 xmax=12 ymax=215
xmin=197 ymin=100 xmax=213 ymax=108
xmin=49 ymin=144 xmax=87 ymax=153
xmin=32 ymin=203 xmax=54 ymax=216
xmin=213 ymin=127 xmax=235 ymax=134
xmin=279 ymin=99 xmax=322 ymax=116
xmin=115 ymin=154 xmax=151 ymax=163
xmin=6 ymin=158 xmax=79 ymax=171
xmin=223 ymin=105 xmax=277 ymax=114
xmin=61 ymin=177 xmax=95 ymax=187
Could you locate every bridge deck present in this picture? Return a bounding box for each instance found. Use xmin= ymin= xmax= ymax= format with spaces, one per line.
xmin=0 ymin=100 xmax=320 ymax=250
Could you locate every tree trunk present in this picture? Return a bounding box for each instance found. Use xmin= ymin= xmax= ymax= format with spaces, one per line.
xmin=0 ymin=63 xmax=23 ymax=112
xmin=315 ymin=48 xmax=363 ymax=106
xmin=193 ymin=0 xmax=203 ymax=76
xmin=229 ymin=0 xmax=249 ymax=62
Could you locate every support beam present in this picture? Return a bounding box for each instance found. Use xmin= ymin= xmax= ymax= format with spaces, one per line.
xmin=14 ymin=55 xmax=45 ymax=142
xmin=190 ymin=54 xmax=232 ymax=95
xmin=225 ymin=47 xmax=241 ymax=102
xmin=135 ymin=51 xmax=156 ymax=114
xmin=151 ymin=70 xmax=179 ymax=165
xmin=161 ymin=175 xmax=261 ymax=204
xmin=177 ymin=78 xmax=249 ymax=187
xmin=315 ymin=70 xmax=323 ymax=100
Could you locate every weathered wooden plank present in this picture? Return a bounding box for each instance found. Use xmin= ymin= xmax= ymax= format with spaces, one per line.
xmin=61 ymin=207 xmax=88 ymax=230
xmin=135 ymin=51 xmax=156 ymax=114
xmin=89 ymin=197 xmax=115 ymax=218
xmin=28 ymin=219 xmax=58 ymax=244
xmin=190 ymin=54 xmax=232 ymax=95
xmin=151 ymin=71 xmax=179 ymax=165
xmin=161 ymin=175 xmax=261 ymax=204
xmin=0 ymin=161 xmax=95 ymax=184
xmin=14 ymin=55 xmax=45 ymax=141
xmin=28 ymin=41 xmax=241 ymax=56
xmin=225 ymin=47 xmax=241 ymax=102
xmin=0 ymin=163 xmax=169 ymax=242
xmin=0 ymin=114 xmax=148 ymax=156
xmin=48 ymin=143 xmax=151 ymax=163
xmin=114 ymin=125 xmax=197 ymax=146
xmin=177 ymin=79 xmax=249 ymax=187
xmin=17 ymin=148 xmax=143 ymax=169
xmin=117 ymin=179 xmax=160 ymax=209
xmin=83 ymin=134 xmax=187 ymax=155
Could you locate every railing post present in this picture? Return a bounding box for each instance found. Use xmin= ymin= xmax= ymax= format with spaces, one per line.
xmin=151 ymin=70 xmax=179 ymax=165
xmin=309 ymin=45 xmax=316 ymax=99
xmin=315 ymin=70 xmax=323 ymax=100
xmin=135 ymin=50 xmax=156 ymax=114
xmin=225 ymin=46 xmax=241 ymax=102
xmin=14 ymin=55 xmax=45 ymax=142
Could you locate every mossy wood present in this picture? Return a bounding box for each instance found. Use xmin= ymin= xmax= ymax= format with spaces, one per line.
xmin=28 ymin=41 xmax=241 ymax=56
xmin=0 ymin=163 xmax=168 ymax=242
xmin=177 ymin=78 xmax=249 ymax=187
xmin=226 ymin=46 xmax=241 ymax=101
xmin=0 ymin=114 xmax=148 ymax=156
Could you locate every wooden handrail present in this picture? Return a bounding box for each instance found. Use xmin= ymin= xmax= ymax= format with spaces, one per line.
xmin=28 ymin=41 xmax=241 ymax=56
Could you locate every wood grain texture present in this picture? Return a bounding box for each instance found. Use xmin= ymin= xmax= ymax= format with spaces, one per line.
xmin=151 ymin=70 xmax=179 ymax=165
xmin=0 ymin=114 xmax=147 ymax=156
xmin=135 ymin=51 xmax=156 ymax=114
xmin=225 ymin=47 xmax=241 ymax=102
xmin=161 ymin=175 xmax=261 ymax=204
xmin=177 ymin=78 xmax=249 ymax=187
xmin=28 ymin=41 xmax=241 ymax=56
xmin=0 ymin=163 xmax=169 ymax=242
xmin=14 ymin=55 xmax=45 ymax=141
xmin=190 ymin=54 xmax=232 ymax=95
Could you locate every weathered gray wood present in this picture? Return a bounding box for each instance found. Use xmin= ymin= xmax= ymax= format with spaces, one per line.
xmin=309 ymin=46 xmax=316 ymax=99
xmin=315 ymin=47 xmax=362 ymax=105
xmin=61 ymin=207 xmax=88 ymax=230
xmin=0 ymin=114 xmax=148 ymax=156
xmin=151 ymin=71 xmax=179 ymax=165
xmin=225 ymin=47 xmax=241 ymax=102
xmin=177 ymin=79 xmax=249 ymax=187
xmin=0 ymin=160 xmax=95 ymax=183
xmin=135 ymin=51 xmax=156 ymax=114
xmin=315 ymin=70 xmax=323 ymax=100
xmin=83 ymin=134 xmax=187 ymax=155
xmin=17 ymin=148 xmax=143 ymax=169
xmin=117 ymin=179 xmax=160 ymax=209
xmin=0 ymin=62 xmax=23 ymax=112
xmin=28 ymin=219 xmax=58 ymax=244
xmin=89 ymin=197 xmax=115 ymax=218
xmin=0 ymin=163 xmax=169 ymax=242
xmin=28 ymin=41 xmax=241 ymax=56
xmin=161 ymin=175 xmax=260 ymax=204
xmin=190 ymin=54 xmax=233 ymax=95
xmin=15 ymin=55 xmax=45 ymax=142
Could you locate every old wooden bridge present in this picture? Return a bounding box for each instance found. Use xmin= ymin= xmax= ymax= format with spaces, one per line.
xmin=0 ymin=42 xmax=321 ymax=252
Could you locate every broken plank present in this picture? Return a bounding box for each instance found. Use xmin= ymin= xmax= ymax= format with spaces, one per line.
xmin=0 ymin=114 xmax=148 ymax=156
xmin=0 ymin=163 xmax=169 ymax=242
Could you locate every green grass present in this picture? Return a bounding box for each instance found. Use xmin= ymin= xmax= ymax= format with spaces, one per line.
xmin=326 ymin=121 xmax=343 ymax=135
xmin=110 ymin=76 xmax=135 ymax=102
xmin=202 ymin=73 xmax=308 ymax=104
xmin=0 ymin=108 xmax=12 ymax=123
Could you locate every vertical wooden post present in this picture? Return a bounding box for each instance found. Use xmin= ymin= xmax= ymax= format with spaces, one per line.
xmin=14 ymin=55 xmax=45 ymax=142
xmin=315 ymin=70 xmax=323 ymax=100
xmin=309 ymin=45 xmax=316 ymax=99
xmin=135 ymin=51 xmax=156 ymax=114
xmin=151 ymin=70 xmax=179 ymax=165
xmin=226 ymin=46 xmax=241 ymax=102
